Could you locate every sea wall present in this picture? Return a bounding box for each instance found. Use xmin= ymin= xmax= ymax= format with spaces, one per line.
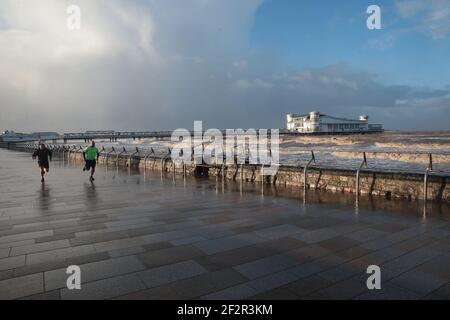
xmin=3 ymin=144 xmax=449 ymax=202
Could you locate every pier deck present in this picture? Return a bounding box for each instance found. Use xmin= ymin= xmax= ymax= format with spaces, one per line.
xmin=0 ymin=149 xmax=449 ymax=300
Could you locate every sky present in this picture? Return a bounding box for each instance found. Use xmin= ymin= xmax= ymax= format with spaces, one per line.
xmin=0 ymin=0 xmax=449 ymax=132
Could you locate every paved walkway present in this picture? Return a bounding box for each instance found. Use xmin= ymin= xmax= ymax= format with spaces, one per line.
xmin=0 ymin=149 xmax=449 ymax=300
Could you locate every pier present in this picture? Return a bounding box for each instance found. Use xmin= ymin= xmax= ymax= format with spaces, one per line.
xmin=61 ymin=131 xmax=175 ymax=143
xmin=1 ymin=129 xmax=387 ymax=145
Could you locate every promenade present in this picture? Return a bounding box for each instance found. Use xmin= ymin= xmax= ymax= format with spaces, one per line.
xmin=0 ymin=148 xmax=449 ymax=300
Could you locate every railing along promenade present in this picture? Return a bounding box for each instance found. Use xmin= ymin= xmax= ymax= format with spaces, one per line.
xmin=3 ymin=142 xmax=450 ymax=204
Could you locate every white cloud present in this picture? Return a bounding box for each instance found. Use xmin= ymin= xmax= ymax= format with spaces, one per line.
xmin=232 ymin=78 xmax=273 ymax=90
xmin=233 ymin=59 xmax=248 ymax=70
xmin=396 ymin=0 xmax=450 ymax=39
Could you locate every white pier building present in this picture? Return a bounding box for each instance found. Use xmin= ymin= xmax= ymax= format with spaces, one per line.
xmin=286 ymin=111 xmax=383 ymax=134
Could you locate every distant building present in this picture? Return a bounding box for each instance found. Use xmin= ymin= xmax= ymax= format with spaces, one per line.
xmin=286 ymin=111 xmax=383 ymax=134
xmin=0 ymin=130 xmax=60 ymax=142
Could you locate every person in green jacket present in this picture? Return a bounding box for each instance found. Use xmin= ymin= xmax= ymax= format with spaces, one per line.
xmin=83 ymin=141 xmax=100 ymax=181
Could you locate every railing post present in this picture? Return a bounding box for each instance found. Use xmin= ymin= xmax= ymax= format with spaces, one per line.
xmin=78 ymin=146 xmax=83 ymax=163
xmin=424 ymin=153 xmax=433 ymax=202
xmin=129 ymin=147 xmax=139 ymax=169
xmin=100 ymin=147 xmax=105 ymax=164
xmin=356 ymin=152 xmax=368 ymax=196
xmin=172 ymin=159 xmax=176 ymax=181
xmin=144 ymin=148 xmax=154 ymax=172
xmin=161 ymin=148 xmax=171 ymax=177
xmin=106 ymin=147 xmax=116 ymax=168
xmin=117 ymin=147 xmax=126 ymax=167
xmin=221 ymin=163 xmax=225 ymax=191
xmin=262 ymin=165 xmax=266 ymax=195
xmin=62 ymin=146 xmax=66 ymax=162
xmin=303 ymin=151 xmax=315 ymax=190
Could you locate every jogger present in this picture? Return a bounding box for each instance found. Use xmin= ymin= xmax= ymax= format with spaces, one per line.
xmin=83 ymin=141 xmax=100 ymax=182
xmin=32 ymin=143 xmax=53 ymax=182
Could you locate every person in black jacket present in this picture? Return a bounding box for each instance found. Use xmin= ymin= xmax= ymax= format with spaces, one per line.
xmin=32 ymin=143 xmax=53 ymax=182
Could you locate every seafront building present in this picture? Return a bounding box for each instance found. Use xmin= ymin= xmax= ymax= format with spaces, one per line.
xmin=0 ymin=130 xmax=60 ymax=142
xmin=286 ymin=111 xmax=383 ymax=134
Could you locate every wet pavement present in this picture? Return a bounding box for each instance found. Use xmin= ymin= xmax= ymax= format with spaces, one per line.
xmin=0 ymin=148 xmax=449 ymax=300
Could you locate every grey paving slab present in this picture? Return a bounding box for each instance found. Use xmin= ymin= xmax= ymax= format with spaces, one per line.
xmin=109 ymin=246 xmax=146 ymax=258
xmin=313 ymin=278 xmax=368 ymax=300
xmin=137 ymin=260 xmax=208 ymax=288
xmin=69 ymin=230 xmax=130 ymax=246
xmin=233 ymin=253 xmax=299 ymax=279
xmin=194 ymin=244 xmax=276 ymax=271
xmin=250 ymin=287 xmax=300 ymax=300
xmin=138 ymin=245 xmax=204 ymax=268
xmin=193 ymin=233 xmax=265 ymax=255
xmin=286 ymin=275 xmax=334 ymax=297
xmin=286 ymin=262 xmax=325 ymax=279
xmin=167 ymin=268 xmax=248 ymax=299
xmin=354 ymin=247 xmax=406 ymax=266
xmin=0 ymin=273 xmax=44 ymax=299
xmin=0 ymin=230 xmax=53 ymax=245
xmin=361 ymin=237 xmax=395 ymax=250
xmin=44 ymin=255 xmax=146 ymax=291
xmin=61 ymin=273 xmax=146 ymax=300
xmin=354 ymin=282 xmax=422 ymax=300
xmin=289 ymin=244 xmax=331 ymax=262
xmin=0 ymin=239 xmax=34 ymax=250
xmin=10 ymin=239 xmax=70 ymax=256
xmin=432 ymin=283 xmax=450 ymax=299
xmin=257 ymin=237 xmax=308 ymax=253
xmin=414 ymin=254 xmax=450 ymax=280
xmin=0 ymin=269 xmax=14 ymax=281
xmin=20 ymin=290 xmax=61 ymax=300
xmin=26 ymin=244 xmax=97 ymax=265
xmin=35 ymin=233 xmax=76 ymax=244
xmin=371 ymin=222 xmax=409 ymax=233
xmin=318 ymin=236 xmax=362 ymax=252
xmin=318 ymin=264 xmax=363 ymax=283
xmin=313 ymin=254 xmax=347 ymax=270
xmin=170 ymin=236 xmax=206 ymax=246
xmin=247 ymin=271 xmax=298 ymax=293
xmin=66 ymin=252 xmax=111 ymax=266
xmin=334 ymin=245 xmax=371 ymax=261
xmin=0 ymin=255 xmax=26 ymax=271
xmin=93 ymin=236 xmax=146 ymax=253
xmin=346 ymin=228 xmax=389 ymax=242
xmin=292 ymin=228 xmax=341 ymax=244
xmin=115 ymin=285 xmax=184 ymax=300
xmin=390 ymin=270 xmax=448 ymax=296
xmin=252 ymin=224 xmax=306 ymax=241
xmin=382 ymin=247 xmax=442 ymax=274
xmin=202 ymin=283 xmax=257 ymax=300
xmin=0 ymin=248 xmax=10 ymax=259
xmin=392 ymin=235 xmax=436 ymax=252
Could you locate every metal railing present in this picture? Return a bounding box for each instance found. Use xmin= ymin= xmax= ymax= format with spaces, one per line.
xmin=9 ymin=143 xmax=450 ymax=203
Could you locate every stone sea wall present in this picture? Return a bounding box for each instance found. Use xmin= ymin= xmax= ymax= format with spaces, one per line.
xmin=67 ymin=149 xmax=450 ymax=202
